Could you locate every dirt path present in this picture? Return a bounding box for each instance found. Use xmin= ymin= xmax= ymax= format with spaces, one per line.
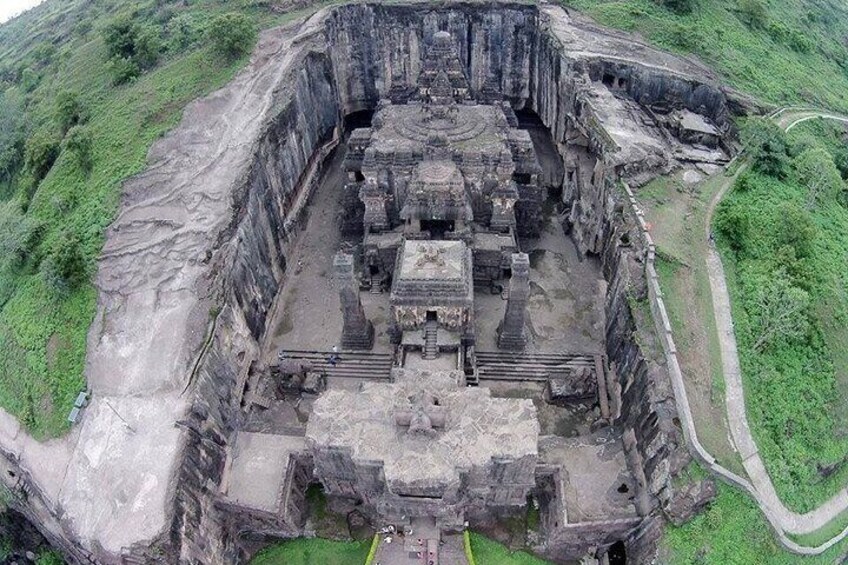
xmin=703 ymin=110 xmax=848 ymax=541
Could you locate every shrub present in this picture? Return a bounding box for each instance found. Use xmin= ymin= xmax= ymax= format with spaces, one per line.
xmin=0 ymin=89 xmax=27 ymax=183
xmin=738 ymin=0 xmax=768 ymax=29
xmin=0 ymin=200 xmax=38 ymax=267
xmin=103 ymin=16 xmax=161 ymax=83
xmin=714 ymin=201 xmax=750 ymax=253
xmin=208 ymin=13 xmax=257 ymax=60
xmin=23 ymin=130 xmax=60 ymax=184
xmin=41 ymin=231 xmax=86 ymax=295
xmin=659 ymin=0 xmax=696 ymax=15
xmin=55 ymin=90 xmax=86 ymax=134
xmin=108 ymin=56 xmax=140 ymax=85
xmin=63 ymin=125 xmax=93 ymax=172
xmin=774 ymin=202 xmax=817 ymax=259
xmin=744 ymin=118 xmax=789 ymax=177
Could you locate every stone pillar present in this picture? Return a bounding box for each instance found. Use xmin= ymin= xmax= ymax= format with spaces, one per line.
xmin=498 ymin=253 xmax=529 ymax=350
xmin=335 ymin=253 xmax=374 ymax=350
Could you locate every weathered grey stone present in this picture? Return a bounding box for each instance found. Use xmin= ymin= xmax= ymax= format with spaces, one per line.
xmin=335 ymin=252 xmax=375 ymax=350
xmin=498 ymin=253 xmax=530 ymax=350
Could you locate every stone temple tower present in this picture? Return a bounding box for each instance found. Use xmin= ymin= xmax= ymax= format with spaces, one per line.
xmin=498 ymin=252 xmax=530 ymax=350
xmin=335 ymin=252 xmax=374 ymax=350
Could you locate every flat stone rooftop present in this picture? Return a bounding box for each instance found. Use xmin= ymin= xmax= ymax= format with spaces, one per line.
xmin=222 ymin=432 xmax=305 ymax=513
xmin=399 ymin=240 xmax=466 ymax=281
xmin=540 ymin=431 xmax=637 ymax=523
xmin=306 ymin=368 xmax=539 ymax=491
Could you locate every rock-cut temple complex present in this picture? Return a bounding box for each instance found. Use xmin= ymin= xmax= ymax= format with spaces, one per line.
xmin=308 ymin=30 xmax=546 ymax=530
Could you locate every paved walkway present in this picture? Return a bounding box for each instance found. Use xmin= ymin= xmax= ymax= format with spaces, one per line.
xmin=703 ymin=109 xmax=848 ymax=538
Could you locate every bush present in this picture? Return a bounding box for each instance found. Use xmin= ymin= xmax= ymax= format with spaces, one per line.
xmin=103 ymin=16 xmax=161 ymax=83
xmin=0 ymin=89 xmax=27 ymax=183
xmin=23 ymin=130 xmax=59 ymax=184
xmin=715 ymin=200 xmax=750 ymax=253
xmin=738 ymin=0 xmax=768 ymax=29
xmin=744 ymin=118 xmax=789 ymax=177
xmin=41 ymin=231 xmax=86 ymax=295
xmin=659 ymin=0 xmax=696 ymax=15
xmin=208 ymin=13 xmax=257 ymax=60
xmin=108 ymin=56 xmax=140 ymax=85
xmin=62 ymin=125 xmax=93 ymax=172
xmin=775 ymin=202 xmax=817 ymax=259
xmin=55 ymin=90 xmax=86 ymax=134
xmin=0 ymin=200 xmax=38 ymax=267
xmin=791 ymin=147 xmax=844 ymax=208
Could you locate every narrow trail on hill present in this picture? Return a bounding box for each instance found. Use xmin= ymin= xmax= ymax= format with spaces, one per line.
xmin=702 ymin=109 xmax=848 ymax=547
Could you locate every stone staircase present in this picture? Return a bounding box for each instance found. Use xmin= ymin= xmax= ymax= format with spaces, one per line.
xmin=370 ymin=275 xmax=382 ymax=294
xmin=475 ymin=351 xmax=599 ymax=382
xmin=423 ymin=320 xmax=438 ymax=359
xmin=277 ymin=349 xmax=393 ymax=380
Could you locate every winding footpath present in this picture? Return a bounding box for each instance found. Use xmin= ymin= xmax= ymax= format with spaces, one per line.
xmin=703 ymin=108 xmax=848 ymax=550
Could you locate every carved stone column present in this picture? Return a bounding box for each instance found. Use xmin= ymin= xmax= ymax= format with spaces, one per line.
xmin=498 ymin=252 xmax=529 ymax=350
xmin=335 ymin=253 xmax=374 ymax=350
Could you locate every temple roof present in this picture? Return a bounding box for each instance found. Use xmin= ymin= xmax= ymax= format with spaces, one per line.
xmin=305 ymin=368 xmax=539 ymax=493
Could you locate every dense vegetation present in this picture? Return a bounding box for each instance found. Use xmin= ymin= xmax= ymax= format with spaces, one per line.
xmin=248 ymin=537 xmax=371 ymax=565
xmin=0 ymin=0 xmax=294 ymax=438
xmin=712 ymin=117 xmax=848 ymax=512
xmin=567 ymin=0 xmax=848 ymax=112
xmin=664 ymin=478 xmax=848 ymax=564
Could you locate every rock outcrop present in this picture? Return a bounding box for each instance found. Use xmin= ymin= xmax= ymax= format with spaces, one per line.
xmin=0 ymin=2 xmax=741 ymax=563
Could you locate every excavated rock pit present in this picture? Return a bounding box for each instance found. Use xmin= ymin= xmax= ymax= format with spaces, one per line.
xmin=0 ymin=2 xmax=747 ymax=563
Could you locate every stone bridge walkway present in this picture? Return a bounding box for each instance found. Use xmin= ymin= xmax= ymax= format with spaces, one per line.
xmin=702 ymin=109 xmax=848 ymax=547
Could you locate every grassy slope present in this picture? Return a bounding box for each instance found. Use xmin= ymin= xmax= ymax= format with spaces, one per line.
xmin=662 ymin=482 xmax=848 ymax=565
xmin=468 ymin=533 xmax=553 ymax=565
xmin=248 ymin=538 xmax=371 ymax=565
xmin=566 ymin=0 xmax=848 ymax=112
xmin=0 ymin=0 xmax=309 ymax=438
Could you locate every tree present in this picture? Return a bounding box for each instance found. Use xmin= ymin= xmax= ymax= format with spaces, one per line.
xmin=0 ymin=89 xmax=27 ymax=183
xmin=103 ymin=16 xmax=161 ymax=83
xmin=63 ymin=125 xmax=93 ymax=172
xmin=748 ymin=270 xmax=810 ymax=352
xmin=774 ymin=202 xmax=817 ymax=259
xmin=208 ymin=13 xmax=257 ymax=60
xmin=791 ymin=147 xmax=844 ymax=209
xmin=41 ymin=231 xmax=86 ymax=295
xmin=0 ymin=200 xmax=38 ymax=267
xmin=660 ymin=0 xmax=696 ymax=15
xmin=738 ymin=0 xmax=768 ymax=29
xmin=55 ymin=90 xmax=86 ymax=134
xmin=23 ymin=130 xmax=59 ymax=184
xmin=714 ymin=201 xmax=750 ymax=253
xmin=744 ymin=118 xmax=789 ymax=177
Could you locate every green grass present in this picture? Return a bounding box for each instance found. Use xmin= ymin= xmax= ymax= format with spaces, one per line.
xmin=638 ymin=172 xmax=744 ymax=476
xmin=565 ymin=0 xmax=848 ymax=113
xmin=0 ymin=0 xmax=326 ymax=438
xmin=249 ymin=538 xmax=371 ymax=565
xmin=662 ymin=483 xmax=848 ymax=564
xmin=715 ymin=161 xmax=848 ymax=512
xmin=467 ymin=533 xmax=553 ymax=565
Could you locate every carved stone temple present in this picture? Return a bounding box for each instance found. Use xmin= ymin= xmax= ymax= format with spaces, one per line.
xmin=201 ymin=5 xmax=735 ymax=563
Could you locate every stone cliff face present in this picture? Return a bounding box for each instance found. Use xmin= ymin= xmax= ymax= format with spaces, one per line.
xmin=3 ymin=3 xmax=738 ymax=563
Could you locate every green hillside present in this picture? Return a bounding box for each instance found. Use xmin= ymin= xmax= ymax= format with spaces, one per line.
xmin=567 ymin=0 xmax=848 ymax=112
xmin=0 ymin=0 xmax=306 ymax=438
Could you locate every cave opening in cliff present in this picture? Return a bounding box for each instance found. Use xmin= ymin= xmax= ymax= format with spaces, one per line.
xmin=608 ymin=540 xmax=627 ymax=564
xmin=515 ymin=107 xmax=564 ymax=203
